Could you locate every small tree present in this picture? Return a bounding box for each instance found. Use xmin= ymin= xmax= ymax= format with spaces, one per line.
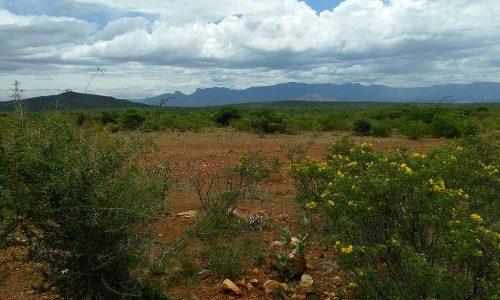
xmin=213 ymin=106 xmax=242 ymax=126
xmin=352 ymin=118 xmax=372 ymax=136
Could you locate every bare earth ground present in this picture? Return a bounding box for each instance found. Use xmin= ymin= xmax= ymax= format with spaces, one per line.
xmin=0 ymin=129 xmax=449 ymax=300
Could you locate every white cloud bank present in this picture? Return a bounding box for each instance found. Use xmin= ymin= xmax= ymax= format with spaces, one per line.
xmin=0 ymin=0 xmax=499 ymax=99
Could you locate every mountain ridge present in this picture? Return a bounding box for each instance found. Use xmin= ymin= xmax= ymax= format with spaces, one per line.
xmin=140 ymin=82 xmax=500 ymax=107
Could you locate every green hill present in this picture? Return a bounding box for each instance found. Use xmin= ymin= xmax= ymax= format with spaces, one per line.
xmin=0 ymin=91 xmax=149 ymax=112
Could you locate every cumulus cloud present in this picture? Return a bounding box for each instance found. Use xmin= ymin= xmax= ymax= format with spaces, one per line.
xmin=1 ymin=0 xmax=500 ymax=99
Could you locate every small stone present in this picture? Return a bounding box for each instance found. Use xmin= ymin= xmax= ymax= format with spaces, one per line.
xmin=197 ymin=269 xmax=210 ymax=277
xmin=250 ymin=279 xmax=259 ymax=285
xmin=252 ymin=268 xmax=262 ymax=274
xmin=299 ymin=274 xmax=314 ymax=289
xmin=263 ymin=280 xmax=288 ymax=294
xmin=176 ymin=210 xmax=197 ymax=218
xmin=332 ymin=276 xmax=343 ymax=287
xmin=222 ymin=279 xmax=242 ymax=296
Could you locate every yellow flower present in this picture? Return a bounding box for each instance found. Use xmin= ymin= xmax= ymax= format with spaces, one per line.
xmin=456 ymin=146 xmax=463 ymax=151
xmin=351 ymin=184 xmax=356 ymax=190
xmin=410 ymin=152 xmax=427 ymax=159
xmin=336 ymin=170 xmax=345 ymax=178
xmin=318 ymin=162 xmax=328 ymax=171
xmin=398 ymin=163 xmax=413 ymax=174
xmin=335 ymin=240 xmax=341 ymax=246
xmin=321 ymin=191 xmax=329 ymax=198
xmin=328 ymin=200 xmax=335 ymax=207
xmin=438 ymin=180 xmax=445 ymax=189
xmin=341 ymin=245 xmax=353 ymax=254
xmin=429 ymin=179 xmax=445 ymax=193
xmin=450 ymin=155 xmax=457 ymax=161
xmin=347 ymin=161 xmax=358 ymax=167
xmin=470 ymin=213 xmax=483 ymax=223
xmin=305 ymin=201 xmax=317 ymax=209
xmin=390 ymin=238 xmax=400 ymax=247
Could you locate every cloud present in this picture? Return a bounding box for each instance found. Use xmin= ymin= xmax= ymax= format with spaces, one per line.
xmin=0 ymin=0 xmax=500 ymax=99
xmin=95 ymin=16 xmax=150 ymax=41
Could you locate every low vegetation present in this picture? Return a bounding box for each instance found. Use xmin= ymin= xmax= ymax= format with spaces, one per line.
xmin=15 ymin=101 xmax=495 ymax=140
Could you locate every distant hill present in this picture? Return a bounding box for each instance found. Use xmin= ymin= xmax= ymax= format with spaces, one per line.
xmin=140 ymin=82 xmax=500 ymax=107
xmin=0 ymin=91 xmax=149 ymax=112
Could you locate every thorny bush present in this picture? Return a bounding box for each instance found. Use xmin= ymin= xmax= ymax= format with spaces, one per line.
xmin=0 ymin=113 xmax=170 ymax=299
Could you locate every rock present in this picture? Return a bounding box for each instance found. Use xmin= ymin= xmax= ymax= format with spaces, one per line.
xmin=250 ymin=279 xmax=259 ymax=285
xmin=268 ymin=241 xmax=283 ymax=268
xmin=196 ymin=269 xmax=210 ymax=278
xmin=263 ymin=280 xmax=288 ymax=294
xmin=299 ymin=274 xmax=314 ymax=289
xmin=222 ymin=279 xmax=242 ymax=296
xmin=176 ymin=210 xmax=197 ymax=218
xmin=291 ymin=237 xmax=301 ymax=246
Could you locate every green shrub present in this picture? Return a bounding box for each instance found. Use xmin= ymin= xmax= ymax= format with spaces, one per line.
xmin=0 ymin=113 xmax=170 ymax=298
xmin=290 ymin=139 xmax=499 ymax=299
xmin=371 ymin=121 xmax=391 ymax=137
xmin=75 ymin=112 xmax=92 ymax=126
xmin=318 ymin=115 xmax=352 ymax=131
xmin=404 ymin=120 xmax=426 ymax=140
xmin=352 ymin=118 xmax=372 ymax=136
xmin=100 ymin=110 xmax=118 ymax=125
xmin=429 ymin=115 xmax=462 ymax=138
xmin=109 ymin=123 xmax=120 ymax=133
xmin=213 ymin=106 xmax=242 ymax=126
xmin=122 ymin=109 xmax=146 ymax=130
xmin=245 ymin=110 xmax=287 ymax=134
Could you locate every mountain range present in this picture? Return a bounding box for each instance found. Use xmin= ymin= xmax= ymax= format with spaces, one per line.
xmin=2 ymin=82 xmax=500 ymax=112
xmin=140 ymin=82 xmax=500 ymax=107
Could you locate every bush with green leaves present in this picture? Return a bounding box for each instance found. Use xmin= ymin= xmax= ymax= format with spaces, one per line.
xmin=352 ymin=118 xmax=372 ymax=136
xmin=239 ymin=109 xmax=287 ymax=134
xmin=100 ymin=110 xmax=119 ymax=125
xmin=274 ymin=226 xmax=307 ymax=281
xmin=122 ymin=109 xmax=146 ymax=130
xmin=403 ymin=120 xmax=427 ymax=140
xmin=212 ymin=106 xmax=242 ymax=126
xmin=371 ymin=121 xmax=391 ymax=137
xmin=429 ymin=115 xmax=479 ymax=138
xmin=0 ymin=113 xmax=170 ymax=299
xmin=290 ymin=137 xmax=499 ymax=299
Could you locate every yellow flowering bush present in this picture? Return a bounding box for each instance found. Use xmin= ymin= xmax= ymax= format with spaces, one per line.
xmin=290 ymin=137 xmax=499 ymax=299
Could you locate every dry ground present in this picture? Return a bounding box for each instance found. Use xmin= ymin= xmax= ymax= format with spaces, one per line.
xmin=0 ymin=129 xmax=449 ymax=300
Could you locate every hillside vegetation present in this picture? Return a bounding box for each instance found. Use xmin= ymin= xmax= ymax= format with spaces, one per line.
xmin=0 ymin=91 xmax=149 ymax=112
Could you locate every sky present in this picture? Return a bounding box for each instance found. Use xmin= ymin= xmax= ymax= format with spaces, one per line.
xmin=0 ymin=0 xmax=499 ymax=99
